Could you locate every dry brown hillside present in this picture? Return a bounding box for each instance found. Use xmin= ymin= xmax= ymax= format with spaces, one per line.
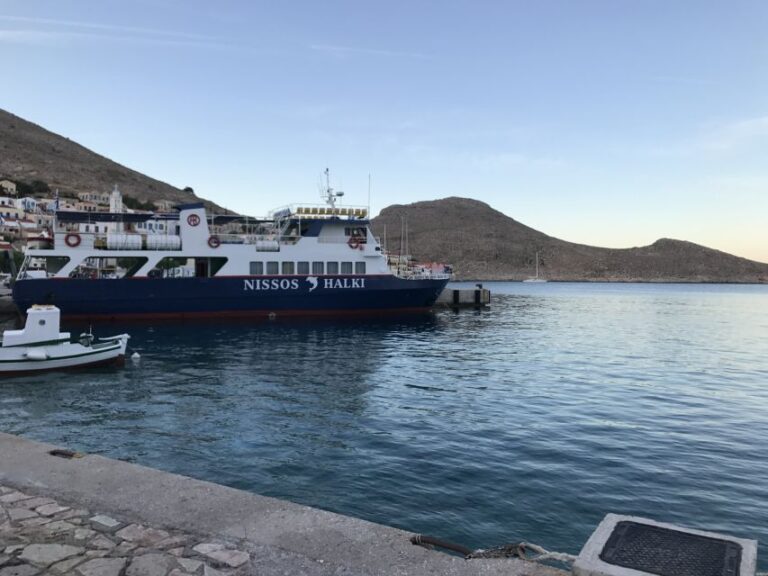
xmin=0 ymin=108 xmax=228 ymax=213
xmin=372 ymin=197 xmax=768 ymax=282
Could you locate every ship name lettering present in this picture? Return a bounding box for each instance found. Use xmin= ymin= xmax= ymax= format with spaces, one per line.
xmin=243 ymin=278 xmax=300 ymax=291
xmin=323 ymin=278 xmax=365 ymax=289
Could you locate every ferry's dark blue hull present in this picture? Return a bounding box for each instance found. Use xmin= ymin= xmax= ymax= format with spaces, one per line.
xmin=12 ymin=275 xmax=449 ymax=320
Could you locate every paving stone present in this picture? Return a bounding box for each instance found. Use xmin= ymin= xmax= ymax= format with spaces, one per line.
xmin=52 ymin=509 xmax=88 ymax=522
xmin=75 ymin=557 xmax=126 ymax=576
xmin=19 ymin=544 xmax=84 ymax=567
xmin=201 ymin=566 xmax=227 ymax=576
xmin=33 ymin=506 xmax=69 ymax=519
xmin=49 ymin=555 xmax=87 ymax=574
xmin=18 ymin=518 xmax=51 ymax=528
xmin=86 ymin=536 xmax=114 ymax=551
xmin=88 ymin=516 xmax=120 ymax=533
xmin=111 ymin=542 xmax=136 ymax=556
xmin=156 ymin=536 xmax=187 ymax=550
xmin=73 ymin=528 xmax=97 ymax=542
xmin=0 ymin=494 xmax=31 ymax=505
xmin=8 ymin=510 xmax=37 ymax=523
xmin=86 ymin=550 xmax=109 ymax=557
xmin=175 ymin=558 xmax=202 ymax=573
xmin=167 ymin=549 xmax=184 ymax=558
xmin=16 ymin=499 xmax=54 ymax=511
xmin=168 ymin=570 xmax=194 ymax=576
xmin=125 ymin=553 xmax=176 ymax=576
xmin=190 ymin=544 xmax=221 ymax=556
xmin=197 ymin=549 xmax=248 ymax=569
xmin=4 ymin=545 xmax=26 ymax=555
xmin=0 ymin=564 xmax=41 ymax=576
xmin=69 ymin=518 xmax=84 ymax=525
xmin=115 ymin=525 xmax=169 ymax=547
xmin=39 ymin=521 xmax=76 ymax=537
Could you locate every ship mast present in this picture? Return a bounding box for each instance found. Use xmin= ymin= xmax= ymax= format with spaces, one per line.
xmin=322 ymin=168 xmax=344 ymax=208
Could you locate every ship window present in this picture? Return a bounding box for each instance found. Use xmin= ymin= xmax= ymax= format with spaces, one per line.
xmin=355 ymin=262 xmax=366 ymax=274
xmin=297 ymin=261 xmax=309 ymax=275
xmin=267 ymin=261 xmax=279 ymax=274
xmin=312 ymin=261 xmax=324 ymax=275
xmin=327 ymin=262 xmax=339 ymax=275
xmin=148 ymin=257 xmax=227 ymax=278
xmin=282 ymin=262 xmax=295 ymax=275
xmin=344 ymin=227 xmax=366 ymax=239
xmin=341 ymin=262 xmax=353 ymax=274
xmin=250 ymin=261 xmax=263 ymax=275
xmin=70 ymin=256 xmax=148 ymax=279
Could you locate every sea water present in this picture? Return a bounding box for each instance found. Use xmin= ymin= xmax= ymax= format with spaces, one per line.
xmin=1 ymin=282 xmax=767 ymax=566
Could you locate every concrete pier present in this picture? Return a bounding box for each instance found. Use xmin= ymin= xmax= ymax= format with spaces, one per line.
xmin=0 ymin=433 xmax=564 ymax=576
xmin=435 ymin=287 xmax=491 ymax=309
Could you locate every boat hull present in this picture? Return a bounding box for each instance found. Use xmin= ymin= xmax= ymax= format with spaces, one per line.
xmin=0 ymin=340 xmax=127 ymax=376
xmin=12 ymin=275 xmax=450 ymax=320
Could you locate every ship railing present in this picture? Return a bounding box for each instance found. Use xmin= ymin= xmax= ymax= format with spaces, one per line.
xmin=316 ymin=236 xmax=368 ymax=244
xmin=269 ymin=204 xmax=370 ymax=220
xmin=395 ymin=270 xmax=452 ymax=280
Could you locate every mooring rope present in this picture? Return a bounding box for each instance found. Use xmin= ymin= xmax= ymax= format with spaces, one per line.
xmin=411 ymin=534 xmax=577 ymax=566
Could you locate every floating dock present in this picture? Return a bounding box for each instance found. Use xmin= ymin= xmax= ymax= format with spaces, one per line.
xmin=435 ymin=286 xmax=491 ymax=309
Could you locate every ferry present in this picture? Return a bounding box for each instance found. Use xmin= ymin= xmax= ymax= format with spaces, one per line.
xmin=12 ymin=183 xmax=451 ymax=320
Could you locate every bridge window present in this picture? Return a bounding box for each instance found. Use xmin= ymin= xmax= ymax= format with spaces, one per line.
xmin=282 ymin=262 xmax=295 ymax=275
xmin=341 ymin=262 xmax=353 ymax=274
xmin=250 ymin=261 xmax=263 ymax=275
xmin=267 ymin=261 xmax=279 ymax=274
xmin=327 ymin=262 xmax=339 ymax=275
xmin=355 ymin=262 xmax=366 ymax=274
xmin=312 ymin=261 xmax=324 ymax=275
xmin=297 ymin=261 xmax=309 ymax=274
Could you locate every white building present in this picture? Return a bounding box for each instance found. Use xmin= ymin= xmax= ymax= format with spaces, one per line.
xmin=16 ymin=197 xmax=38 ymax=212
xmin=0 ymin=180 xmax=16 ymax=195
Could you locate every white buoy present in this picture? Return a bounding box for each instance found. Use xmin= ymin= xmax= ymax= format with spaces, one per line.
xmin=131 ymin=352 xmax=141 ymax=361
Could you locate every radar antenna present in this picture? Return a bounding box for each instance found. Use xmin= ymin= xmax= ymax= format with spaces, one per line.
xmin=321 ymin=168 xmax=344 ymax=208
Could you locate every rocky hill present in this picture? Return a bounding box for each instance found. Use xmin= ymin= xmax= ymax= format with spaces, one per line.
xmin=372 ymin=197 xmax=768 ymax=282
xmin=0 ymin=108 xmax=227 ymax=212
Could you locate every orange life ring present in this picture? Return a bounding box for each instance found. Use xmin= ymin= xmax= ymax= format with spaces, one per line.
xmin=65 ymin=233 xmax=81 ymax=248
xmin=208 ymin=235 xmax=221 ymax=248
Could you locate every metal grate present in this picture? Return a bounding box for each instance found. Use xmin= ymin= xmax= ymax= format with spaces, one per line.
xmin=599 ymin=521 xmax=743 ymax=576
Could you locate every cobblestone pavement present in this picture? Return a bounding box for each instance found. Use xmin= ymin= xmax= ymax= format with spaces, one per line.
xmin=0 ymin=484 xmax=251 ymax=576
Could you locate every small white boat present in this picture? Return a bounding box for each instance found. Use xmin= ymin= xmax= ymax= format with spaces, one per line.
xmin=0 ymin=305 xmax=129 ymax=375
xmin=523 ymin=251 xmax=548 ymax=283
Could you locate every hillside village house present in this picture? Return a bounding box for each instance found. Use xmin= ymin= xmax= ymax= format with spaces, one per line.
xmin=76 ymin=200 xmax=100 ymax=212
xmin=16 ymin=197 xmax=38 ymax=212
xmin=0 ymin=196 xmax=15 ymax=208
xmin=77 ymin=191 xmax=111 ymax=205
xmin=155 ymin=199 xmax=175 ymax=212
xmin=0 ymin=180 xmax=16 ymax=195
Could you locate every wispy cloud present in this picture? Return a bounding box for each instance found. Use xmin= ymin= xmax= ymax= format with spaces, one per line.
xmin=0 ymin=14 xmax=233 ymax=49
xmin=651 ymin=115 xmax=768 ymax=157
xmin=310 ymin=43 xmax=431 ymax=60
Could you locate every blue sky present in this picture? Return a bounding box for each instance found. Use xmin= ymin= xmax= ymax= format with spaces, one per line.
xmin=2 ymin=0 xmax=767 ymax=262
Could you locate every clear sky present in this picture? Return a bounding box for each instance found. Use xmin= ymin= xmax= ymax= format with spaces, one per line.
xmin=2 ymin=1 xmax=767 ymax=262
